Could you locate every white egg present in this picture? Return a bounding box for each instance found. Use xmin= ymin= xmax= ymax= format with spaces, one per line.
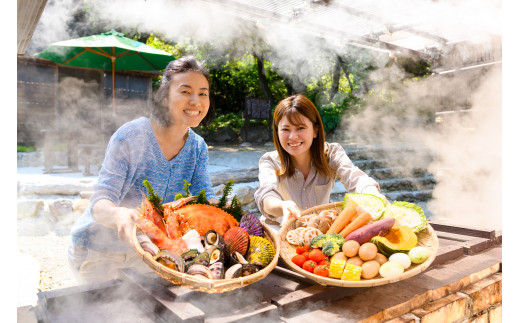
xmin=388 ymin=253 xmax=412 ymax=269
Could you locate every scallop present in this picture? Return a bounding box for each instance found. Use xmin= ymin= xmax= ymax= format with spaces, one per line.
xmin=239 ymin=213 xmax=264 ymax=237
xmin=246 ymin=236 xmax=275 ymax=268
xmin=224 ymin=226 xmax=250 ymax=257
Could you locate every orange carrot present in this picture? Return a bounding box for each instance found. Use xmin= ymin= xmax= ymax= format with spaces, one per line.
xmin=326 ymin=202 xmax=358 ymax=234
xmin=338 ymin=212 xmax=371 ymax=238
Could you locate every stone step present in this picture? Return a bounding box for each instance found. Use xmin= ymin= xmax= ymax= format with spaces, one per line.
xmin=384 ymin=189 xmax=434 ymax=203
xmin=365 ymin=167 xmax=433 ymax=180
xmin=378 ymin=176 xmax=436 ymax=191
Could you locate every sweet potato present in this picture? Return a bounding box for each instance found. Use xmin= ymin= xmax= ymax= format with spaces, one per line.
xmin=344 ymin=218 xmax=396 ymax=244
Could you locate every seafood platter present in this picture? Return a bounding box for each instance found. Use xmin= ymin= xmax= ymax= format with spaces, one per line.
xmin=279 ymin=193 xmax=439 ymax=287
xmin=132 ymin=180 xmax=280 ymax=293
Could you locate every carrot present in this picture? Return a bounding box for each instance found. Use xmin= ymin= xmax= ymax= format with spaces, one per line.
xmin=326 ymin=201 xmax=358 ymax=234
xmin=338 ymin=212 xmax=371 ymax=238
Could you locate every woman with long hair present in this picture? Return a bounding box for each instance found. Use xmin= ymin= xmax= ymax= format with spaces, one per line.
xmin=254 ymin=94 xmax=385 ymax=229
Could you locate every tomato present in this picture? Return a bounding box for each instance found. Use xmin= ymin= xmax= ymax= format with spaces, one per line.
xmin=308 ymin=249 xmax=327 ymax=262
xmin=296 ymin=245 xmax=310 ymax=255
xmin=313 ymin=265 xmax=329 ymax=277
xmin=291 ymin=254 xmax=306 ymax=267
xmin=301 ymin=251 xmax=310 ymax=260
xmin=318 ymin=259 xmax=331 ymax=267
xmin=302 ymin=260 xmax=317 ymax=273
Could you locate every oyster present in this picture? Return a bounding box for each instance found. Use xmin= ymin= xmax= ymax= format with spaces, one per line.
xmin=137 ymin=234 xmax=160 ymax=256
xmin=224 ymin=264 xmax=243 ymax=279
xmin=208 ymin=262 xmax=224 ymax=279
xmin=239 ymin=213 xmax=264 ymax=237
xmin=207 ymin=245 xmax=225 ymax=264
xmin=186 ymin=264 xmax=214 ymax=280
xmin=154 ymin=250 xmax=184 ymax=272
xmin=223 ymin=226 xmax=250 ymax=257
xmin=246 ymin=236 xmax=275 ymax=268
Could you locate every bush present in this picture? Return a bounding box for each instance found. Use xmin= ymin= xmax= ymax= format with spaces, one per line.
xmin=317 ymin=102 xmax=348 ymax=133
xmin=17 ymin=145 xmax=36 ymax=153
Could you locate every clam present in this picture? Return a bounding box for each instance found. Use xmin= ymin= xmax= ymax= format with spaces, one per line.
xmin=208 ymin=262 xmax=224 ymax=279
xmin=224 ymin=263 xmax=243 ymax=279
xmin=137 ymin=234 xmax=160 ymax=257
xmin=207 ymin=245 xmax=225 ymax=264
xmin=239 ymin=213 xmax=264 ymax=237
xmin=154 ymin=250 xmax=184 ymax=272
xmin=246 ymin=236 xmax=275 ymax=268
xmin=223 ymin=226 xmax=250 ymax=257
xmin=186 ymin=264 xmax=214 ymax=280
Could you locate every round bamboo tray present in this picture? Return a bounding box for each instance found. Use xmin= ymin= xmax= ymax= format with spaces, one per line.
xmin=279 ymin=202 xmax=439 ymax=287
xmin=132 ymin=222 xmax=280 ymax=293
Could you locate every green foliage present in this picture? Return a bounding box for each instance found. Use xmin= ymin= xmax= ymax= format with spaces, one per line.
xmin=397 ymin=57 xmax=432 ymax=77
xmin=201 ymin=112 xmax=244 ymax=132
xmin=143 ymin=180 xmax=164 ymax=214
xmin=224 ymin=195 xmax=243 ymax=222
xmin=194 ymin=189 xmax=210 ymax=205
xmin=17 ymin=145 xmax=36 ymax=152
xmin=218 ymin=179 xmax=235 ymax=208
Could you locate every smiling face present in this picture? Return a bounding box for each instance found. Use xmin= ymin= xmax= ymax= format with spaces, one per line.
xmin=165 ymin=71 xmax=210 ymax=128
xmin=277 ymin=112 xmax=318 ymax=160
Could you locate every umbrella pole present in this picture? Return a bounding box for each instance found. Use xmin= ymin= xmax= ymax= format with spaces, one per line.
xmin=112 ymin=57 xmax=116 ymax=116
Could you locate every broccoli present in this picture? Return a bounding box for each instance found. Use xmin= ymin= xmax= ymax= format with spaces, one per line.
xmin=322 ymin=240 xmax=341 ymax=256
xmin=310 ymin=233 xmax=345 ymax=249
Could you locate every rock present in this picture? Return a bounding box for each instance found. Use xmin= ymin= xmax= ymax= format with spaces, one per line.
xmin=73 ymin=199 xmax=90 ymax=214
xmin=209 ymin=126 xmax=239 ymax=144
xmin=17 ymin=199 xmax=44 ymax=219
xmin=240 ymin=124 xmax=270 ymax=144
xmin=242 ymin=200 xmax=259 ymax=214
xmin=235 ymin=185 xmax=256 ymax=205
xmin=210 ymin=167 xmax=259 ymax=186
xmin=18 ymin=177 xmax=97 ymax=196
xmin=79 ymin=191 xmax=94 ymax=199
xmin=49 ymin=199 xmax=74 ymax=218
xmin=212 ymin=184 xmax=226 ymax=196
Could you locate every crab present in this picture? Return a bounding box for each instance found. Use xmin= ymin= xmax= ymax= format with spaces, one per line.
xmin=138 ymin=196 xmax=239 ymax=242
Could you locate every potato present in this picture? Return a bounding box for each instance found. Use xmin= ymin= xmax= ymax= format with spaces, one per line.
xmin=331 ymin=252 xmax=348 ymax=261
xmin=361 ymin=260 xmax=380 ymax=279
xmin=346 ymin=256 xmax=364 ymax=267
xmin=358 ymin=242 xmax=378 ymax=261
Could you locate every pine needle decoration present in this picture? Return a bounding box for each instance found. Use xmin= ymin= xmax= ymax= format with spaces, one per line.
xmin=143 ymin=180 xmax=164 ymax=215
xmin=194 ymin=189 xmax=210 ymax=205
xmin=225 ymin=195 xmax=243 ymax=222
xmin=218 ymin=179 xmax=235 ymax=208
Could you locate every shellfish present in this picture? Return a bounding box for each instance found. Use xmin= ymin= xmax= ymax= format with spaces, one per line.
xmin=185 ymin=251 xmax=210 ymax=271
xmin=224 ymin=264 xmax=243 ymax=279
xmin=154 ymin=250 xmax=184 ymax=272
xmin=246 ymin=236 xmax=275 ymax=268
xmin=223 ymin=226 xmax=250 ymax=257
xmin=186 ymin=264 xmax=214 ymax=280
xmin=137 ymin=233 xmax=160 ymax=257
xmin=204 ymin=230 xmax=225 ymax=250
xmin=208 ymin=262 xmax=224 ymax=279
xmin=239 ymin=213 xmax=264 ymax=237
xmin=207 ymin=245 xmax=225 ymax=264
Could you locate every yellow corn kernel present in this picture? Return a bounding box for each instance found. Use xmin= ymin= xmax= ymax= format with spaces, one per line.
xmin=341 ymin=263 xmax=362 ymax=281
xmin=328 ymin=259 xmax=346 ymax=279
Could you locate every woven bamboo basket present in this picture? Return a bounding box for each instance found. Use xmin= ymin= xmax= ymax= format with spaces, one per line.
xmin=132 ymin=222 xmax=280 ymax=293
xmin=279 ymin=202 xmax=439 ymax=287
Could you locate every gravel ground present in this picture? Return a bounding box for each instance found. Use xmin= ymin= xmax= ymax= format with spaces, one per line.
xmin=18 ymin=232 xmax=79 ymax=292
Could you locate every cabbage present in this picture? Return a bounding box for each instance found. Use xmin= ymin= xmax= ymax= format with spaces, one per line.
xmin=343 ymin=193 xmax=387 ymax=221
xmin=381 ymin=201 xmax=427 ymax=232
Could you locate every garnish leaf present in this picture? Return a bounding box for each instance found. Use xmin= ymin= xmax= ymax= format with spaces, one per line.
xmin=143 ymin=180 xmax=164 ymax=214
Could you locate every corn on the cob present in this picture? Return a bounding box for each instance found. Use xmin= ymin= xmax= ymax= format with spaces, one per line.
xmin=328 ymin=259 xmax=346 ymax=279
xmin=341 ymin=263 xmax=362 ymax=281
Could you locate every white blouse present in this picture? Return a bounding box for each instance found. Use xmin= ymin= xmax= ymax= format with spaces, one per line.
xmin=254 ymin=142 xmax=380 ymax=224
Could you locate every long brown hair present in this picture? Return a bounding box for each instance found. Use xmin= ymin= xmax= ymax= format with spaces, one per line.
xmin=151 ymin=55 xmax=215 ymax=127
xmin=272 ymin=94 xmax=333 ymax=178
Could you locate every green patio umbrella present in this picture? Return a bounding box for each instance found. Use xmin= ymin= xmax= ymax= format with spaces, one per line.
xmin=35 ymin=30 xmax=174 ymax=113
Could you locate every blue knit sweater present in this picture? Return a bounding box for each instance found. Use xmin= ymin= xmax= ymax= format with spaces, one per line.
xmin=70 ymin=117 xmax=217 ymax=252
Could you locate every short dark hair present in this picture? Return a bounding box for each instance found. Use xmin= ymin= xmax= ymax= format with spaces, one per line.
xmin=150 ymin=55 xmax=214 ymax=127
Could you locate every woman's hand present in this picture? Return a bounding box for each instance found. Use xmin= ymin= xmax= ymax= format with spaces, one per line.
xmin=113 ymin=207 xmax=140 ymax=245
xmin=280 ymin=200 xmax=301 ymax=223
xmin=92 ymin=199 xmax=140 ymax=245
